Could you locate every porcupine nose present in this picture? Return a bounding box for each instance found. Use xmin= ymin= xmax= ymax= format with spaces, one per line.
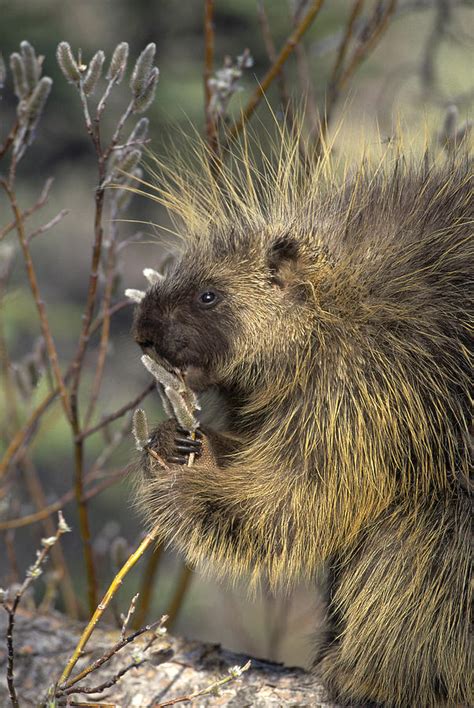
xmin=152 ymin=317 xmax=190 ymax=365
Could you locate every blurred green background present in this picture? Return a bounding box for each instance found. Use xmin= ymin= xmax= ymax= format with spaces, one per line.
xmin=0 ymin=0 xmax=472 ymax=668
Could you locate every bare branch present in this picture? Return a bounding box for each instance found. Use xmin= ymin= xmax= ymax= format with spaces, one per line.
xmin=0 ymin=177 xmax=54 ymax=242
xmin=57 ymin=526 xmax=161 ymax=687
xmin=27 ymin=209 xmax=69 ymax=242
xmin=228 ymin=0 xmax=325 ymax=140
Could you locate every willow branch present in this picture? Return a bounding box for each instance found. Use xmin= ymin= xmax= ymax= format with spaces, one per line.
xmin=337 ymin=0 xmax=398 ymax=90
xmin=0 ymin=119 xmax=19 ymax=161
xmin=329 ymin=0 xmax=365 ymax=89
xmin=79 ymin=381 xmax=155 ymax=441
xmin=27 ymin=209 xmax=69 ymax=242
xmin=0 ymin=177 xmax=54 ymax=241
xmin=0 ymin=467 xmax=128 ymax=531
xmin=153 ymin=660 xmax=251 ymax=708
xmin=0 ymin=179 xmax=72 ymax=422
xmin=20 ymin=455 xmax=78 ymax=618
xmin=57 ymin=526 xmax=160 ymax=687
xmin=0 ymin=299 xmax=130 ymax=479
xmin=204 ymin=0 xmax=217 ymax=153
xmin=84 ymin=208 xmax=119 ymax=427
xmin=317 ymin=0 xmax=396 ymax=151
xmin=257 ymin=0 xmax=292 ymax=115
xmin=228 ymin=0 xmax=325 ymax=140
xmin=60 ymin=618 xmax=163 ymax=691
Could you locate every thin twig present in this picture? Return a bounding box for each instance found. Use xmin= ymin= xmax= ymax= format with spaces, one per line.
xmin=59 ymin=617 xmax=163 ymax=691
xmin=257 ymin=0 xmax=292 ymax=115
xmin=120 ymin=592 xmax=139 ymax=639
xmin=57 ymin=526 xmax=160 ymax=686
xmin=96 ymin=78 xmax=116 ymax=118
xmin=79 ymin=382 xmax=155 ymax=441
xmin=204 ymin=0 xmax=217 ymax=154
xmin=0 ymin=299 xmax=130 ymax=479
xmin=19 ymin=455 xmax=78 ymax=618
xmin=67 ymin=82 xmax=106 ymax=614
xmin=0 ymin=467 xmax=128 ymax=531
xmin=337 ymin=0 xmax=398 ymax=90
xmin=0 ymin=179 xmax=72 ymax=422
xmin=0 ymin=120 xmax=19 ymax=161
xmin=154 ymin=660 xmax=252 ymax=708
xmin=27 ymin=209 xmax=69 ymax=242
xmin=316 ymin=0 xmax=397 ymax=151
xmin=0 ymin=177 xmax=54 ymax=241
xmin=1 ymin=513 xmax=71 ymax=707
xmin=103 ymin=100 xmax=134 ymax=162
xmin=84 ymin=185 xmax=139 ymax=431
xmin=290 ymin=0 xmax=320 ymax=132
xmin=83 ymin=206 xmax=119 ymax=427
xmin=228 ymin=0 xmax=325 ymax=140
xmin=145 ymin=446 xmax=170 ymax=469
xmin=328 ymin=0 xmax=365 ymax=89
xmin=60 ymin=660 xmax=142 ymax=696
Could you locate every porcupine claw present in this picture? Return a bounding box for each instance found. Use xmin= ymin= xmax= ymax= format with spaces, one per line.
xmin=174 ymin=434 xmax=202 ymax=456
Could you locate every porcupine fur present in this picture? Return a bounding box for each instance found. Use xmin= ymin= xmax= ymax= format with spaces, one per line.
xmin=132 ymin=128 xmax=473 ymax=707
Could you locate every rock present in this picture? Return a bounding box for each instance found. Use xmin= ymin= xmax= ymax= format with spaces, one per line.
xmin=0 ymin=609 xmax=336 ymax=707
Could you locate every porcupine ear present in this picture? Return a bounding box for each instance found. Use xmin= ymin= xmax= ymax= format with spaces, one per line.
xmin=267 ymin=234 xmax=300 ymax=289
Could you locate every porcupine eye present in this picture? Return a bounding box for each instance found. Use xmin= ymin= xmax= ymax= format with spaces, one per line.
xmin=196 ymin=289 xmax=220 ymax=309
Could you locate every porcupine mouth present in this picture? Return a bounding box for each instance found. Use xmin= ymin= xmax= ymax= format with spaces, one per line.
xmin=145 ymin=348 xmax=184 ymax=378
xmin=143 ymin=342 xmax=218 ymax=392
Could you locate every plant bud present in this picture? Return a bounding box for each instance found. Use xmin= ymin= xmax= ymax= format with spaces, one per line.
xmin=132 ymin=67 xmax=159 ymax=114
xmin=127 ymin=117 xmax=149 ymax=146
xmin=20 ymin=40 xmax=40 ymax=92
xmin=164 ymin=387 xmax=198 ymax=431
xmin=25 ymin=76 xmax=52 ymax=128
xmin=143 ymin=268 xmax=163 ymax=285
xmin=106 ymin=41 xmax=129 ymax=84
xmin=57 ymin=511 xmax=71 ymax=534
xmin=83 ymin=50 xmax=105 ymax=95
xmin=116 ymin=167 xmax=142 ymax=212
xmin=0 ymin=243 xmax=15 ymax=280
xmin=132 ymin=408 xmax=150 ymax=450
xmin=41 ymin=536 xmax=58 ymax=548
xmin=110 ymin=536 xmax=130 ymax=568
xmin=0 ymin=53 xmax=7 ymax=90
xmin=141 ymin=355 xmax=183 ymax=392
xmin=130 ymin=42 xmax=156 ymax=98
xmin=10 ymin=52 xmax=28 ymax=99
xmin=114 ymin=148 xmax=142 ymax=177
xmin=125 ymin=288 xmax=146 ymax=303
xmin=56 ymin=41 xmax=81 ymax=84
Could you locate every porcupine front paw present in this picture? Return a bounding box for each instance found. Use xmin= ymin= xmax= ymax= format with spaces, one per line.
xmin=168 ymin=426 xmax=203 ymax=464
xmin=146 ymin=419 xmax=202 ymax=467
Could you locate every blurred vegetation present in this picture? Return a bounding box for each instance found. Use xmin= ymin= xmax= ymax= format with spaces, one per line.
xmin=0 ymin=0 xmax=472 ymax=671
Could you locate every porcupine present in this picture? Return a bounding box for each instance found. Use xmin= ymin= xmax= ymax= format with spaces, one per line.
xmin=131 ymin=130 xmax=472 ymax=707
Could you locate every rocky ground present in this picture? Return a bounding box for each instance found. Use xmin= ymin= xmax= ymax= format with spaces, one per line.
xmin=0 ymin=609 xmax=336 ymax=707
